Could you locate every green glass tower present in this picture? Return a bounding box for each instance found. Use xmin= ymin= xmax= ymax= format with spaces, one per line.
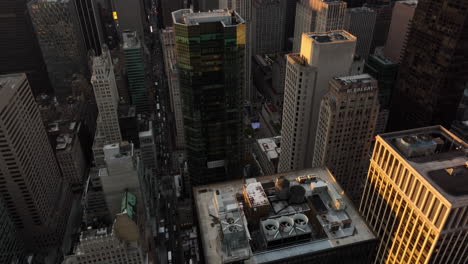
xmin=173 ymin=9 xmax=245 ymax=185
xmin=122 ymin=31 xmax=151 ymax=114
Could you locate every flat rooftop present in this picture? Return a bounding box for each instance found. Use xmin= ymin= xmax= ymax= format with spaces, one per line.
xmin=172 ymin=9 xmax=244 ymax=26
xmin=306 ymin=30 xmax=355 ymax=44
xmin=122 ymin=31 xmax=140 ymax=49
xmin=257 ymin=137 xmax=280 ymax=160
xmin=381 ymin=126 xmax=468 ymax=202
xmin=0 ymin=73 xmax=24 ymax=91
xmin=193 ymin=168 xmax=376 ymax=264
xmin=334 ymin=74 xmax=375 ymax=86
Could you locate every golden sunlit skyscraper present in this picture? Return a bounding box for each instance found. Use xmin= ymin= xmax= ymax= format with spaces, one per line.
xmin=360 ymin=126 xmax=468 ymax=263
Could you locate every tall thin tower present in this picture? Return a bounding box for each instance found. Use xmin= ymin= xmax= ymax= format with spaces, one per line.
xmin=278 ymin=31 xmax=355 ymax=173
xmin=360 ymin=126 xmax=468 ymax=263
xmin=173 ymin=9 xmax=245 ymax=185
xmin=0 ymin=73 xmax=72 ymax=251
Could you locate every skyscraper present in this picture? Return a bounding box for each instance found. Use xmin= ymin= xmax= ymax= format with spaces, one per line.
xmin=0 ymin=73 xmax=72 ymax=251
xmin=91 ymin=46 xmax=122 ymax=167
xmin=360 ymin=126 xmax=468 ymax=263
xmin=367 ymin=1 xmax=394 ymax=53
xmin=75 ymin=0 xmax=105 ymax=56
xmin=278 ymin=31 xmax=356 ymax=172
xmin=364 ymin=54 xmax=398 ymax=134
xmin=0 ymin=197 xmax=25 ymax=264
xmin=390 ymin=0 xmax=468 ymax=130
xmin=313 ymin=74 xmax=379 ymax=201
xmin=383 ymin=0 xmax=417 ymax=63
xmin=28 ymin=0 xmax=88 ymax=100
xmin=122 ymin=31 xmax=151 ymax=114
xmin=344 ymin=7 xmax=377 ymax=59
xmin=173 ymin=9 xmax=245 ymax=185
xmin=292 ymin=0 xmax=347 ymax=52
xmin=91 ymin=46 xmax=122 ymax=144
xmin=0 ymin=0 xmax=51 ymax=95
xmin=251 ymin=0 xmax=287 ymax=55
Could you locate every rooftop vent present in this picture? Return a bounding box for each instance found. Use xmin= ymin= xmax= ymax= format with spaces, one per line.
xmin=289 ymin=185 xmax=306 ymax=204
xmin=395 ymin=134 xmax=437 ymax=158
xmin=262 ymin=219 xmax=279 ymax=236
xmin=278 ymin=216 xmax=294 ymax=233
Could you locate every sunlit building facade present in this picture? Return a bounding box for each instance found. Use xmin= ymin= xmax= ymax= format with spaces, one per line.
xmin=360 ymin=126 xmax=468 ymax=263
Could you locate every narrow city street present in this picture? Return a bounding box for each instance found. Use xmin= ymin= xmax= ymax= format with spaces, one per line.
xmin=147 ymin=0 xmax=181 ymax=263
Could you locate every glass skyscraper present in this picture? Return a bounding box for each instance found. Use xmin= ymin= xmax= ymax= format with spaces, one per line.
xmin=173 ymin=9 xmax=245 ymax=185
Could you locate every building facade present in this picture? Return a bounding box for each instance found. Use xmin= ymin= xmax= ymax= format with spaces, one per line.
xmin=28 ymin=0 xmax=88 ymax=100
xmin=360 ymin=126 xmax=468 ymax=263
xmin=0 ymin=197 xmax=25 ymax=264
xmin=0 ymin=0 xmax=51 ymax=95
xmin=390 ymin=0 xmax=468 ymax=130
xmin=123 ymin=31 xmax=151 ymax=114
xmin=313 ymin=74 xmax=379 ymax=201
xmin=161 ymin=28 xmax=186 ymax=150
xmin=63 ymin=226 xmax=145 ymax=264
xmin=383 ymin=0 xmax=417 ymax=63
xmin=91 ymin=46 xmax=122 ymax=144
xmin=364 ymin=54 xmax=398 ymax=135
xmin=292 ymin=0 xmax=347 ymax=52
xmin=173 ymin=9 xmax=245 ymax=185
xmin=0 ymin=74 xmax=72 ymax=251
xmin=75 ymin=0 xmax=104 ymax=56
xmin=251 ymin=0 xmax=287 ymax=55
xmin=254 ymin=137 xmax=281 ymax=175
xmin=344 ymin=7 xmax=376 ymax=59
xmin=278 ymin=31 xmax=356 ymax=173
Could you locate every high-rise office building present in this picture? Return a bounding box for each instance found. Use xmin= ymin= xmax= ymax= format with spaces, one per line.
xmin=383 ymin=0 xmax=417 ymax=63
xmin=91 ymin=46 xmax=122 ymax=166
xmin=161 ymin=28 xmax=186 ymax=150
xmin=313 ymin=74 xmax=379 ymax=201
xmin=360 ymin=126 xmax=468 ymax=263
xmin=76 ymin=0 xmax=105 ymax=56
xmin=344 ymin=7 xmax=376 ymax=59
xmin=0 ymin=74 xmax=72 ymax=251
xmin=173 ymin=9 xmax=245 ymax=185
xmin=251 ymin=0 xmax=287 ymax=55
xmin=63 ymin=220 xmax=145 ymax=264
xmin=194 ymin=168 xmax=377 ymax=264
xmin=122 ymin=31 xmax=151 ymax=114
xmin=91 ymin=46 xmax=122 ymax=144
xmin=367 ymin=1 xmax=394 ymax=53
xmin=390 ymin=0 xmax=468 ymax=130
xmin=0 ymin=197 xmax=25 ymax=264
xmin=292 ymin=0 xmax=347 ymax=52
xmin=100 ymin=142 xmax=142 ymax=217
xmin=111 ymin=0 xmax=145 ymax=37
xmin=364 ymin=54 xmax=398 ymax=134
xmin=28 ymin=0 xmax=88 ymax=100
xmin=0 ymin=0 xmax=50 ymax=95
xmin=278 ymin=31 xmax=356 ymax=172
